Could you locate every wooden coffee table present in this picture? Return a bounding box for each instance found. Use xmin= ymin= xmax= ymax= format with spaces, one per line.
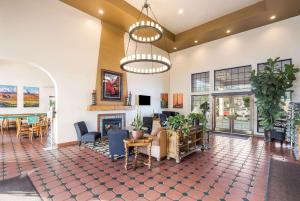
xmin=123 ymin=137 xmax=152 ymax=170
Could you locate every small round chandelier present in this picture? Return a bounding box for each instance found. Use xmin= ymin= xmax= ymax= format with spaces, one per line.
xmin=120 ymin=0 xmax=171 ymax=74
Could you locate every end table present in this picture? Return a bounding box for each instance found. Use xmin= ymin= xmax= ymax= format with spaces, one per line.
xmin=123 ymin=137 xmax=152 ymax=170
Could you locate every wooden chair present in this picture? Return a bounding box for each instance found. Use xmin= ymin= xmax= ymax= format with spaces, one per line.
xmin=30 ymin=123 xmax=41 ymax=142
xmin=39 ymin=117 xmax=49 ymax=142
xmin=16 ymin=119 xmax=32 ymax=142
xmin=0 ymin=119 xmax=2 ymax=135
xmin=1 ymin=118 xmax=9 ymax=135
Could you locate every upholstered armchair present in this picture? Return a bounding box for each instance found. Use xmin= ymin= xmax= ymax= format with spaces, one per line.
xmin=138 ymin=127 xmax=167 ymax=161
xmin=159 ymin=114 xmax=167 ymax=127
xmin=74 ymin=121 xmax=101 ymax=146
xmin=143 ymin=117 xmax=153 ymax=134
xmin=107 ymin=129 xmax=130 ymax=161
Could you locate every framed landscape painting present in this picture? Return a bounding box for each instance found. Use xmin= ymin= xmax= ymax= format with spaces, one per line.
xmin=160 ymin=93 xmax=168 ymax=108
xmin=24 ymin=87 xmax=39 ymax=107
xmin=102 ymin=70 xmax=122 ymax=101
xmin=0 ymin=85 xmax=17 ymax=108
xmin=173 ymin=93 xmax=183 ymax=108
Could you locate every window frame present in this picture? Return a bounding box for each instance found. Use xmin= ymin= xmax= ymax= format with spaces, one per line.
xmin=191 ymin=71 xmax=210 ymax=93
xmin=214 ymin=65 xmax=252 ymax=91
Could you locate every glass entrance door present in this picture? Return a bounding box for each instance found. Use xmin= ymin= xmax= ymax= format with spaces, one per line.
xmin=214 ymin=95 xmax=252 ymax=135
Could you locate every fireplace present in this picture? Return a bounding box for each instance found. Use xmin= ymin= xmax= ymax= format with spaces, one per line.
xmin=97 ymin=113 xmax=126 ymax=136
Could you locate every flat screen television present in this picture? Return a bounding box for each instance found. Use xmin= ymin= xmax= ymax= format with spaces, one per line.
xmin=138 ymin=95 xmax=151 ymax=105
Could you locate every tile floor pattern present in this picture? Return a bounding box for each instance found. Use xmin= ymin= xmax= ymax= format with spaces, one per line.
xmin=0 ymin=131 xmax=293 ymax=201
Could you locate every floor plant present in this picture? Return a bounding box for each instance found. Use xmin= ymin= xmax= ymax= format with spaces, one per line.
xmin=250 ymin=57 xmax=299 ymax=140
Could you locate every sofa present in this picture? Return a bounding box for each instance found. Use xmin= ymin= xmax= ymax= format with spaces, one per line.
xmin=138 ymin=120 xmax=167 ymax=161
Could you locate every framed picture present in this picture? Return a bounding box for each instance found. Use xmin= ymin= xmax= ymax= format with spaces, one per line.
xmin=102 ymin=70 xmax=122 ymax=101
xmin=160 ymin=93 xmax=168 ymax=108
xmin=173 ymin=93 xmax=183 ymax=108
xmin=24 ymin=87 xmax=39 ymax=107
xmin=0 ymin=85 xmax=17 ymax=108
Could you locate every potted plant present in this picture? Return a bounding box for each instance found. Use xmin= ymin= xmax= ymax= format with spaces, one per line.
xmin=200 ymin=101 xmax=210 ymax=115
xmin=291 ymin=113 xmax=300 ymax=146
xmin=132 ymin=111 xmax=144 ymax=140
xmin=167 ymin=114 xmax=190 ymax=137
xmin=188 ymin=112 xmax=206 ymax=126
xmin=250 ymin=57 xmax=299 ymax=141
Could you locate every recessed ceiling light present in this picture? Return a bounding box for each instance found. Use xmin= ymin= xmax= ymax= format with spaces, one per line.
xmin=178 ymin=9 xmax=184 ymax=15
xmin=226 ymin=29 xmax=231 ymax=34
xmin=270 ymin=15 xmax=276 ymax=20
xmin=194 ymin=40 xmax=198 ymax=44
xmin=174 ymin=47 xmax=177 ymax=50
xmin=98 ymin=9 xmax=104 ymax=15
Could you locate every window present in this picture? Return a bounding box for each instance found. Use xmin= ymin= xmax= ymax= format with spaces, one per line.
xmin=191 ymin=95 xmax=209 ymax=112
xmin=257 ymin=59 xmax=292 ymax=72
xmin=214 ymin=65 xmax=251 ymax=91
xmin=191 ymin=72 xmax=209 ymax=92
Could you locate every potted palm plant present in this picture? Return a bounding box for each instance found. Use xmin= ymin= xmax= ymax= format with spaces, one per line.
xmin=132 ymin=111 xmax=144 ymax=140
xmin=250 ymin=57 xmax=299 ymax=140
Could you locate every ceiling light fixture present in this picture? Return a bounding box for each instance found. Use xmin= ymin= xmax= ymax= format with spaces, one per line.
xmin=226 ymin=29 xmax=231 ymax=34
xmin=270 ymin=15 xmax=276 ymax=20
xmin=194 ymin=40 xmax=198 ymax=44
xmin=98 ymin=9 xmax=104 ymax=15
xmin=120 ymin=0 xmax=171 ymax=74
xmin=174 ymin=47 xmax=177 ymax=50
xmin=178 ymin=9 xmax=184 ymax=15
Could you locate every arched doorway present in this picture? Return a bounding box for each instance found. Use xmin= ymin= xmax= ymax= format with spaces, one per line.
xmin=0 ymin=59 xmax=58 ymax=148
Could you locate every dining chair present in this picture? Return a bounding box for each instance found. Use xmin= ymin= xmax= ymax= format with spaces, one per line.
xmin=1 ymin=118 xmax=9 ymax=135
xmin=39 ymin=117 xmax=49 ymax=142
xmin=0 ymin=119 xmax=2 ymax=135
xmin=30 ymin=123 xmax=41 ymax=142
xmin=16 ymin=119 xmax=32 ymax=143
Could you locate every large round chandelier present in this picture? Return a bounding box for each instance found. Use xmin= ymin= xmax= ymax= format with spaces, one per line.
xmin=120 ymin=0 xmax=171 ymax=74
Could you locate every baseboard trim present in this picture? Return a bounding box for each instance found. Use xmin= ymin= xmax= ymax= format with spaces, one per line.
xmin=57 ymin=141 xmax=78 ymax=148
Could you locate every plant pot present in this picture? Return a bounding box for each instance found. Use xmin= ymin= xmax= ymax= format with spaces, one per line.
xmin=132 ymin=130 xmax=144 ymax=140
xmin=264 ymin=130 xmax=271 ymax=141
xmin=193 ymin=119 xmax=200 ymax=127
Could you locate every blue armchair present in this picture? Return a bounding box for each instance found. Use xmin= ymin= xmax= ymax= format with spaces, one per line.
xmin=74 ymin=121 xmax=101 ymax=147
xmin=107 ymin=129 xmax=130 ymax=161
xmin=143 ymin=117 xmax=153 ymax=134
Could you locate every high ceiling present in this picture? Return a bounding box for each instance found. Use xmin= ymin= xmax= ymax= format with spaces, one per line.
xmin=126 ymin=0 xmax=262 ymax=34
xmin=61 ymin=0 xmax=300 ymax=52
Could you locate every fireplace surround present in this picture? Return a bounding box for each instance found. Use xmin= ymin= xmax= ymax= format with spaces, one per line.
xmin=97 ymin=113 xmax=126 ymax=136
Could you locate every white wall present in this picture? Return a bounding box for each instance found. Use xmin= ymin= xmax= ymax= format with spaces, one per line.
xmin=0 ymin=0 xmax=101 ymax=143
xmin=124 ymin=33 xmax=170 ymax=120
xmin=0 ymin=60 xmax=55 ymax=114
xmin=0 ymin=0 xmax=170 ymax=143
xmin=170 ymin=16 xmax=300 ymax=134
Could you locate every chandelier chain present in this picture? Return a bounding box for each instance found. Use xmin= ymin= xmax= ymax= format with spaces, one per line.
xmin=120 ymin=0 xmax=171 ymax=74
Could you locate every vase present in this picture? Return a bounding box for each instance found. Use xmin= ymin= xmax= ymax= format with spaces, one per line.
xmin=92 ymin=90 xmax=96 ymax=105
xmin=132 ymin=130 xmax=144 ymax=140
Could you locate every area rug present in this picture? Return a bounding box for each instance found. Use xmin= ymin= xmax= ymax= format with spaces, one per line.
xmin=267 ymin=158 xmax=300 ymax=201
xmin=85 ymin=138 xmax=123 ymax=159
xmin=0 ymin=174 xmax=41 ymax=201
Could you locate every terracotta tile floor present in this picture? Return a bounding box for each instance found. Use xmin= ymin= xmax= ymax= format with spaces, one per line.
xmin=0 ymin=130 xmax=294 ymax=201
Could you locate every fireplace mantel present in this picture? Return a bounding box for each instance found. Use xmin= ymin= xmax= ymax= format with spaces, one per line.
xmin=87 ymin=105 xmax=135 ymax=111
